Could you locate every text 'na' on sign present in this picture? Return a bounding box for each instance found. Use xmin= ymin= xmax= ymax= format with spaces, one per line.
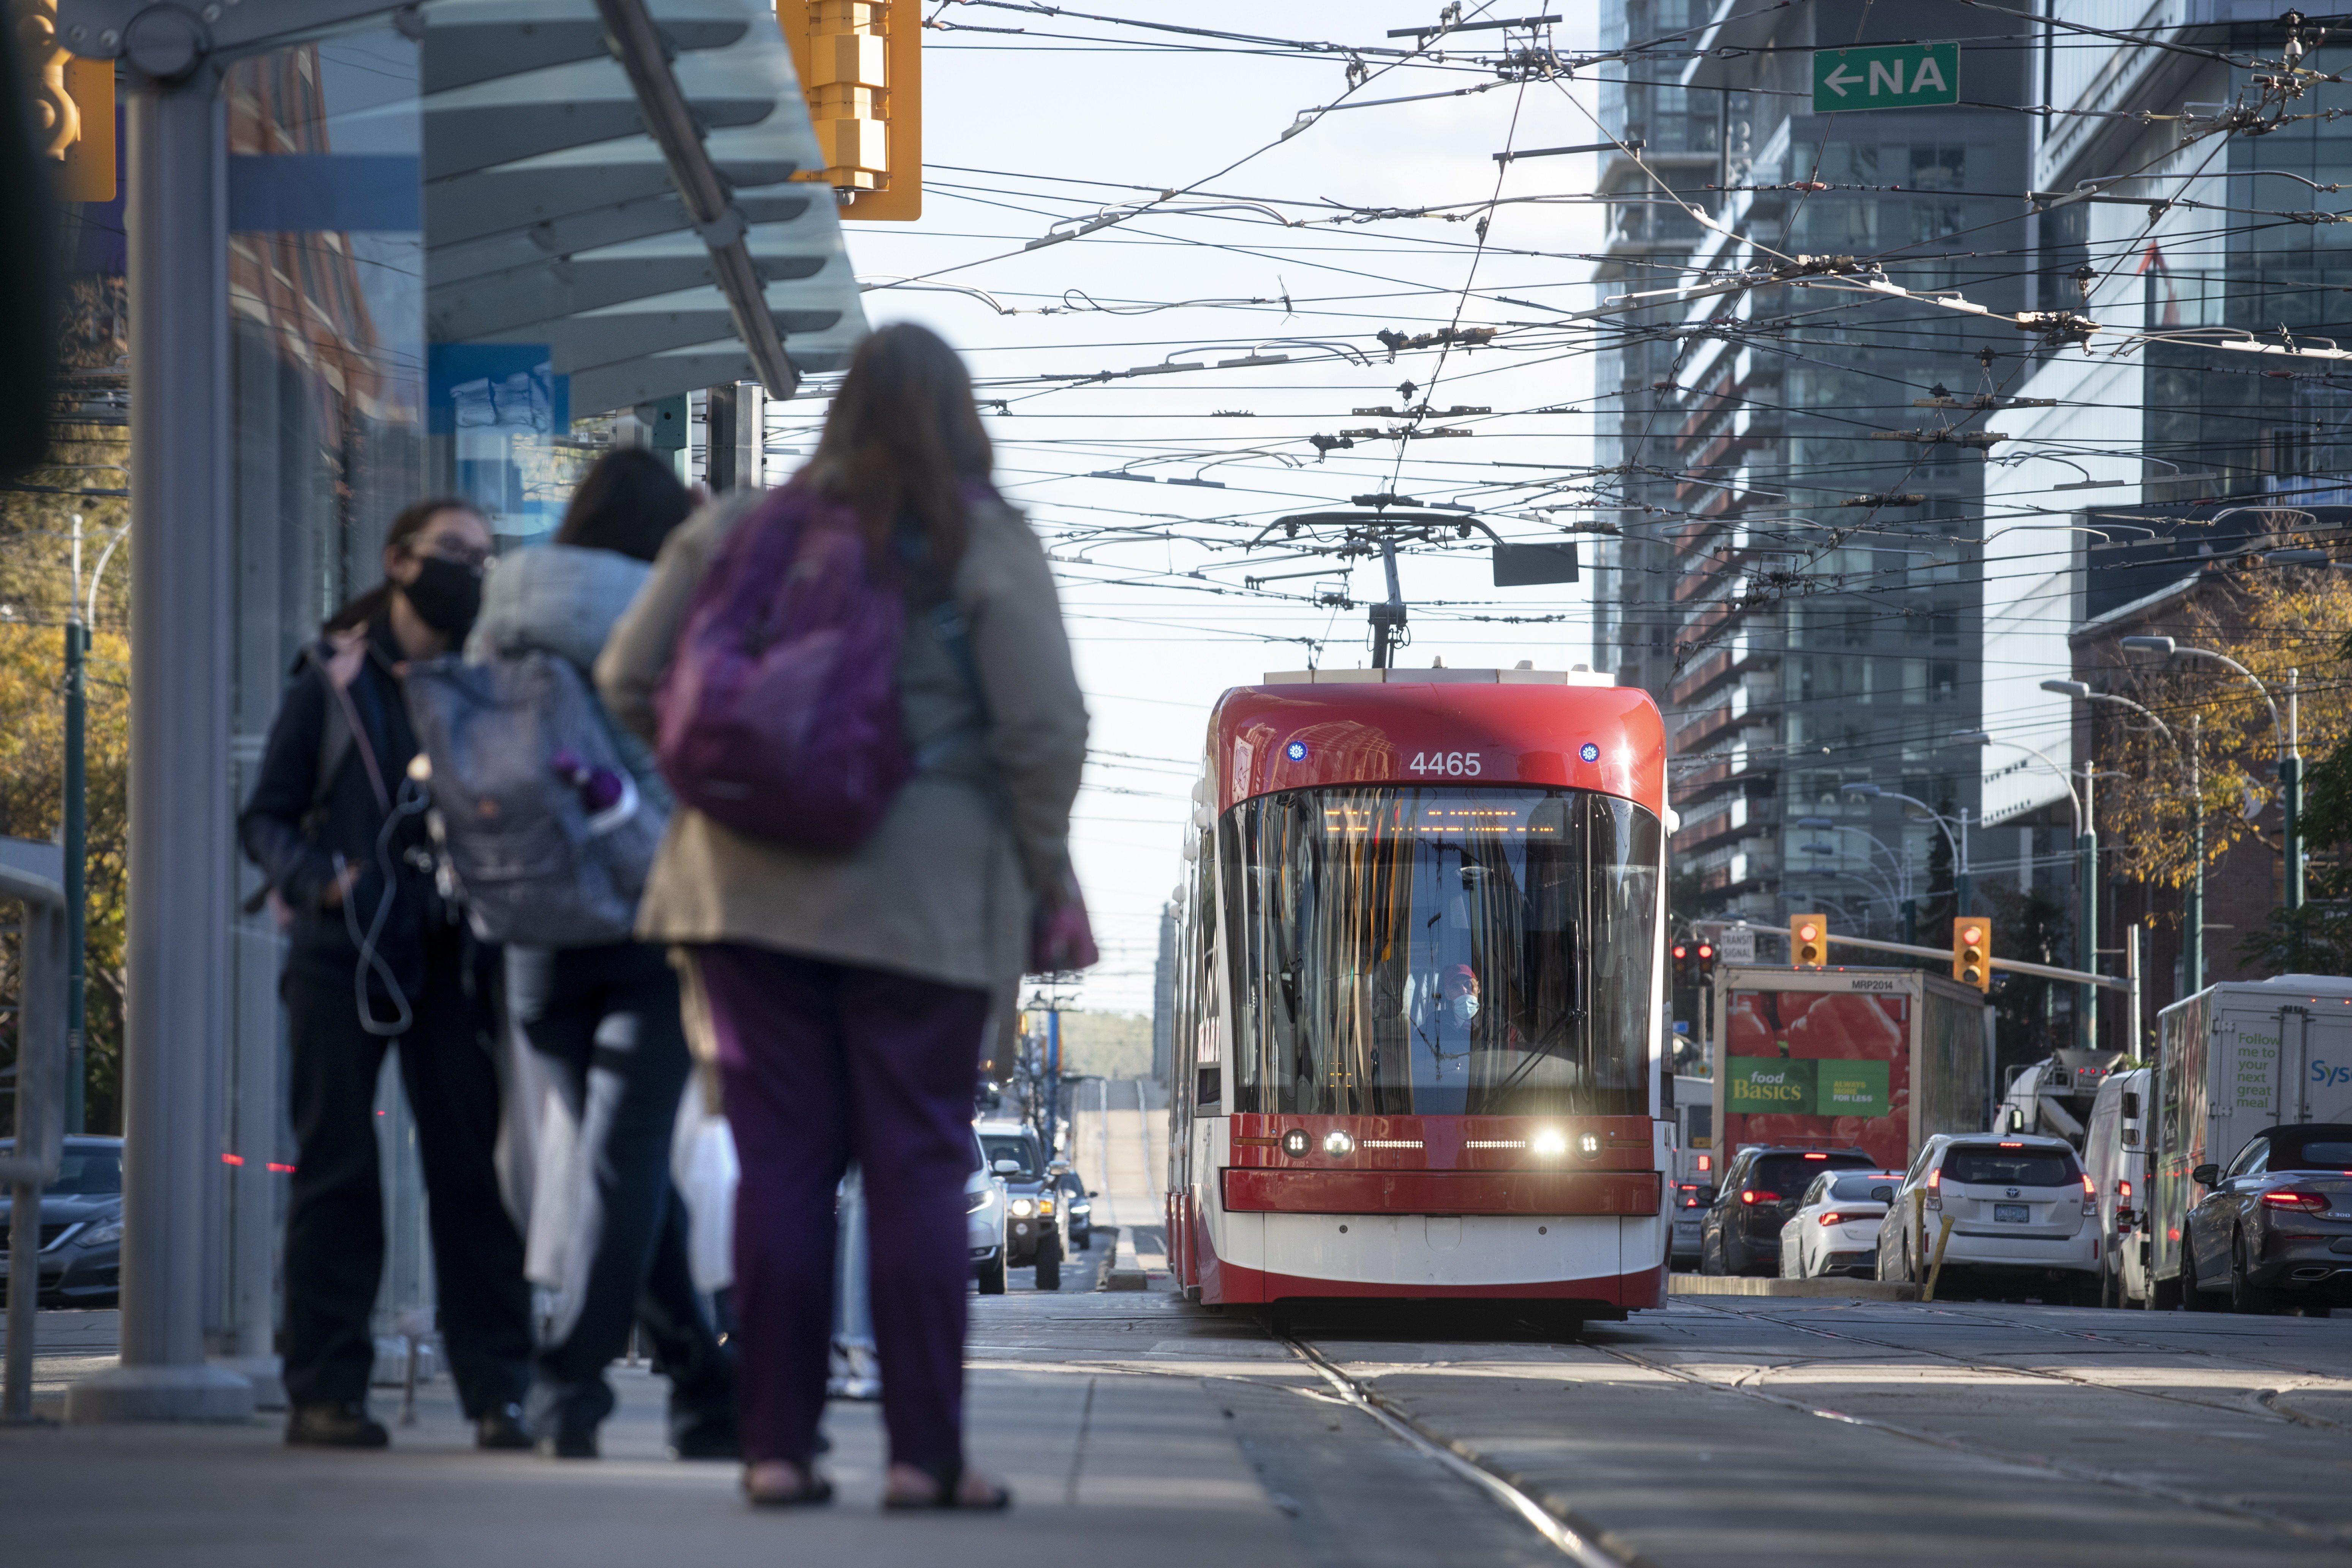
xmin=1811 ymin=43 xmax=1961 ymax=113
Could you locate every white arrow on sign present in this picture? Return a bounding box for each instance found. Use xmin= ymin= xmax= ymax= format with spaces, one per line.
xmin=1822 ymin=64 xmax=1861 ymax=98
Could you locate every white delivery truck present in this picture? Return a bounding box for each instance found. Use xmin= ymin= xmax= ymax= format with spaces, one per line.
xmin=2147 ymin=975 xmax=2352 ymax=1308
xmin=1668 ymin=1072 xmax=1716 ymax=1263
xmin=2082 ymin=1067 xmax=2151 ymax=1306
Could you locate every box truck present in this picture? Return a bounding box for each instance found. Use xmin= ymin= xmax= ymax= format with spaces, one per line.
xmin=1711 ymin=965 xmax=1990 ymax=1173
xmin=2146 ymin=975 xmax=2352 ymax=1306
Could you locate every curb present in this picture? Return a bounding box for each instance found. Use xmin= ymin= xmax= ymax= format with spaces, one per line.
xmin=1104 ymin=1227 xmax=1148 ymax=1292
xmin=1671 ymin=1272 xmax=1918 ymax=1301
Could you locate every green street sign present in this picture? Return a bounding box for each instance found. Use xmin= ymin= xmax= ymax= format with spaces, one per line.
xmin=1812 ymin=43 xmax=1960 ymax=113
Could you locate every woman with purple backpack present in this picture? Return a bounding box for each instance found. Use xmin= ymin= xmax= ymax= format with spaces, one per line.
xmin=597 ymin=323 xmax=1089 ymax=1510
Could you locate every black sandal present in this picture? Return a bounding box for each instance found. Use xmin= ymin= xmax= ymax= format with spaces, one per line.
xmin=882 ymin=1461 xmax=1013 ymax=1512
xmin=743 ymin=1462 xmax=835 ymax=1508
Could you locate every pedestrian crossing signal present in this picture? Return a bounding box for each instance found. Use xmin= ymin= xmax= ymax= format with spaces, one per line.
xmin=1791 ymin=914 xmax=1827 ymax=969
xmin=1952 ymin=920 xmax=1991 ymax=991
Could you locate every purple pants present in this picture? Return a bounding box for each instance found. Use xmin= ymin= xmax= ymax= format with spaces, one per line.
xmin=695 ymin=943 xmax=989 ymax=1474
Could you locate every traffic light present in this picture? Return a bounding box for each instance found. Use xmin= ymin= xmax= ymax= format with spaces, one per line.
xmin=1695 ymin=940 xmax=1715 ymax=979
xmin=1671 ymin=940 xmax=1690 ymax=987
xmin=778 ymin=0 xmax=922 ymax=220
xmin=1952 ymin=918 xmax=1992 ymax=991
xmin=1791 ymin=914 xmax=1827 ymax=969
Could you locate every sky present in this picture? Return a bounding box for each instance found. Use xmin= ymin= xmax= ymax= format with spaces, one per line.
xmin=779 ymin=3 xmax=1615 ymax=1013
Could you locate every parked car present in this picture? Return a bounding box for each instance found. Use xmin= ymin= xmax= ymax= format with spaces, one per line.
xmin=1778 ymin=1170 xmax=1903 ymax=1279
xmin=2181 ymin=1122 xmax=2352 ymax=1315
xmin=1701 ymin=1146 xmax=1878 ymax=1276
xmin=967 ymin=1126 xmax=1009 ymax=1295
xmin=976 ymin=1118 xmax=1068 ymax=1290
xmin=0 ymin=1136 xmax=125 ymax=1307
xmin=1875 ymin=1134 xmax=2098 ymax=1303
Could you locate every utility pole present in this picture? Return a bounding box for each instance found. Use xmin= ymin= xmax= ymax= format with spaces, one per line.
xmin=64 ymin=517 xmax=87 ymax=1132
xmin=1955 ymin=806 xmax=1972 ymax=920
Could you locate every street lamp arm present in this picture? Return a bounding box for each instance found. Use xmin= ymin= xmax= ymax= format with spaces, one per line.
xmin=2085 ymin=690 xmax=2177 ymax=749
xmin=1977 ymin=736 xmax=2083 ymax=836
xmin=2177 ymin=646 xmax=2285 ymax=757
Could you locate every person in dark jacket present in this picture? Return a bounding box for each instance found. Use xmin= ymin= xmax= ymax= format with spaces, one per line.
xmin=470 ymin=449 xmax=735 ymax=1460
xmin=239 ymin=497 xmax=533 ymax=1450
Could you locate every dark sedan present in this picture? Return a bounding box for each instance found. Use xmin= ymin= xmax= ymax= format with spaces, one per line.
xmin=2184 ymin=1122 xmax=2352 ymax=1315
xmin=0 ymin=1136 xmax=125 ymax=1307
xmin=1699 ymin=1145 xmax=1878 ymax=1276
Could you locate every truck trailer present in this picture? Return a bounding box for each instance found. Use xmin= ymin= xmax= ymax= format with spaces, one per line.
xmin=1711 ymin=965 xmax=1990 ymax=1173
xmin=2146 ymin=974 xmax=2352 ymax=1307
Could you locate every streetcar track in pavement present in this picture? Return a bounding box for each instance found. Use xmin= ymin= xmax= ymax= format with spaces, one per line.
xmin=1581 ymin=1333 xmax=2352 ymax=1550
xmin=1280 ymin=1336 xmax=1640 ymax=1568
xmin=1674 ymin=1295 xmax=2352 ymax=1437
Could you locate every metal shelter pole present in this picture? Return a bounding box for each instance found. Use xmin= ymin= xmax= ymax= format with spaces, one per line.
xmin=64 ymin=522 xmax=87 ymax=1133
xmin=66 ymin=24 xmax=252 ymax=1423
xmin=2284 ymin=667 xmax=2303 ymax=955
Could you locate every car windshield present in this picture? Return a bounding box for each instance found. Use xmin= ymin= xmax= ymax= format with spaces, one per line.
xmin=981 ymin=1135 xmax=1039 ymax=1179
xmin=2269 ymin=1127 xmax=2352 ymax=1170
xmin=1942 ymin=1147 xmax=2078 ymax=1187
xmin=1752 ymin=1152 xmax=1870 ymax=1195
xmin=32 ymin=1145 xmax=123 ymax=1196
xmin=1828 ymin=1174 xmax=1895 ymax=1203
xmin=1221 ymin=785 xmax=1661 ymax=1116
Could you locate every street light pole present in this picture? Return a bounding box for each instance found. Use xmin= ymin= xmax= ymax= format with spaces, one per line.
xmin=2189 ymin=714 xmax=2204 ymax=997
xmin=64 ymin=517 xmax=87 ymax=1133
xmin=2120 ymin=635 xmax=2293 ymax=937
xmin=1959 ymin=730 xmax=2091 ymax=1050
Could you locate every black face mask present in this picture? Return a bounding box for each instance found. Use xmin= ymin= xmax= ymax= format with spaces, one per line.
xmin=400 ymin=555 xmax=483 ymax=638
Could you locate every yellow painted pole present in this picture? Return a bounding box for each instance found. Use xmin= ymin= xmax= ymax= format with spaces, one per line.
xmin=1923 ymin=1214 xmax=1957 ymax=1303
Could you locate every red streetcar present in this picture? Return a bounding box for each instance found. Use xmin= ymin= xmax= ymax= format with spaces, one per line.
xmin=1166 ymin=666 xmax=1671 ymax=1316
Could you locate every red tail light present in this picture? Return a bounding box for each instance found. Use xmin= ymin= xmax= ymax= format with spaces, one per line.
xmin=1927 ymin=1168 xmax=1941 ymax=1190
xmin=1742 ymin=1189 xmax=1782 ymax=1205
xmin=2260 ymin=1189 xmax=2331 ymax=1214
xmin=2116 ymin=1179 xmax=2132 ymax=1199
xmin=1696 ymin=1154 xmax=1711 ymax=1172
xmin=2081 ymin=1173 xmax=2095 ymax=1197
xmin=1817 ymin=1211 xmax=1845 ymax=1227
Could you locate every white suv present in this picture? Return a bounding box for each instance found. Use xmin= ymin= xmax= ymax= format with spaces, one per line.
xmin=1875 ymin=1134 xmax=2099 ymax=1304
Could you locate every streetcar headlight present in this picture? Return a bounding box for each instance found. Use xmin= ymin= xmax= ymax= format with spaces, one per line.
xmin=1281 ymin=1129 xmax=1310 ymax=1158
xmin=1578 ymin=1132 xmax=1601 ymax=1159
xmin=1009 ymin=1198 xmax=1036 ymax=1218
xmin=1531 ymin=1129 xmax=1568 ymax=1158
xmin=1322 ymin=1129 xmax=1356 ymax=1157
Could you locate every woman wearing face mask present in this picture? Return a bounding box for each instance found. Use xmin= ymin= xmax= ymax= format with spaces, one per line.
xmin=239 ymin=498 xmax=534 ymax=1451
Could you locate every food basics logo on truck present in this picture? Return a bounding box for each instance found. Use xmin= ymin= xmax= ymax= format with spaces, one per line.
xmin=1725 ymin=1056 xmax=1891 ymax=1118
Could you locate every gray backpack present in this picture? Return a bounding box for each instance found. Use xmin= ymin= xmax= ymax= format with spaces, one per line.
xmin=403 ymin=652 xmax=664 ymax=947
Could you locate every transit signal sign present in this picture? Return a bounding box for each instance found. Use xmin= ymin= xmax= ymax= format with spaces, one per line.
xmin=1812 ymin=43 xmax=1960 ymax=113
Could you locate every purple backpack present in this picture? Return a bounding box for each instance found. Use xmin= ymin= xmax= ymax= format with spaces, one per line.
xmin=654 ymin=485 xmax=914 ymax=852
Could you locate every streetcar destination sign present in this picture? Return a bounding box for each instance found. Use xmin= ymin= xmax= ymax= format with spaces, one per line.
xmin=1811 ymin=43 xmax=1960 ymax=112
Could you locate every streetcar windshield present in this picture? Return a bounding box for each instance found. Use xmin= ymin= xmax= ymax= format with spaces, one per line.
xmin=1221 ymin=786 xmax=1661 ymax=1116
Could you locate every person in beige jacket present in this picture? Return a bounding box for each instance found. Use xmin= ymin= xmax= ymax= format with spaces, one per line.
xmin=595 ymin=323 xmax=1086 ymax=1511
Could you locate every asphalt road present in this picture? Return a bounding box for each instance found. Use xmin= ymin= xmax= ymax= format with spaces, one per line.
xmin=964 ymin=1286 xmax=2352 ymax=1568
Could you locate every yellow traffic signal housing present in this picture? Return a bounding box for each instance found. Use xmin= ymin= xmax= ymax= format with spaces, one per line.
xmin=1790 ymin=914 xmax=1827 ymax=969
xmin=62 ymin=58 xmax=115 ymax=202
xmin=778 ymin=0 xmax=920 ymax=221
xmin=1952 ymin=918 xmax=1992 ymax=991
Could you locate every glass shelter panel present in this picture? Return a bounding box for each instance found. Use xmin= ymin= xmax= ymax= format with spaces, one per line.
xmin=1222 ymin=787 xmax=1661 ymax=1118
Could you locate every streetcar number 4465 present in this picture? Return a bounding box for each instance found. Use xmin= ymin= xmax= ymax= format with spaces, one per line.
xmin=1409 ymin=751 xmax=1482 ymax=776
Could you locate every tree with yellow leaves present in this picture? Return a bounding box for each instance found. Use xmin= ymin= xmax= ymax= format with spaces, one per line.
xmin=2088 ymin=559 xmax=2352 ymax=974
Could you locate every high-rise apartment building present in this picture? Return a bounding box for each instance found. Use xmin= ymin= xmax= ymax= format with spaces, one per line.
xmin=1595 ymin=2 xmax=2034 ymax=947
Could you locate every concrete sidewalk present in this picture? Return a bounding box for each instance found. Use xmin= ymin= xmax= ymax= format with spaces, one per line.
xmin=2 ymin=1291 xmax=1305 ymax=1568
